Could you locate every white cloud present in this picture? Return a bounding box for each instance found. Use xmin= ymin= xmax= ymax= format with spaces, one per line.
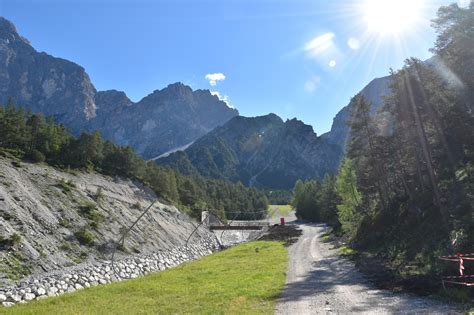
xmin=211 ymin=91 xmax=234 ymax=108
xmin=304 ymin=33 xmax=335 ymax=57
xmin=304 ymin=76 xmax=321 ymax=93
xmin=329 ymin=60 xmax=337 ymax=67
xmin=205 ymin=73 xmax=226 ymax=86
xmin=347 ymin=37 xmax=360 ymax=50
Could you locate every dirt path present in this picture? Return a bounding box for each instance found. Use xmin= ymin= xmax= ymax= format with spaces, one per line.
xmin=275 ymin=222 xmax=460 ymax=314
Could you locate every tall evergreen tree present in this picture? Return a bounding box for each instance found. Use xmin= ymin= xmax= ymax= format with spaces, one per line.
xmin=335 ymin=158 xmax=362 ymax=237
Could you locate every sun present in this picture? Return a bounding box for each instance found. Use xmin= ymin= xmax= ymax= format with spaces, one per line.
xmin=362 ymin=0 xmax=424 ymax=36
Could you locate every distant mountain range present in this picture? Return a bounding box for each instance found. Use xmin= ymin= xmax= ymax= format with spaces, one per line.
xmin=0 ymin=17 xmax=237 ymax=158
xmin=157 ymin=77 xmax=393 ymax=189
xmin=0 ymin=16 xmax=395 ymax=189
xmin=158 ymin=114 xmax=342 ymax=189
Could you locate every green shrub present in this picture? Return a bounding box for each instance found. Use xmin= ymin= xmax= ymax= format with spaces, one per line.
xmin=60 ymin=242 xmax=72 ymax=251
xmin=27 ymin=149 xmax=45 ymax=163
xmin=55 ymin=179 xmax=75 ymax=194
xmin=11 ymin=160 xmax=22 ymax=168
xmin=94 ymin=187 xmax=104 ymax=201
xmin=339 ymin=245 xmax=356 ymax=256
xmin=11 ymin=233 xmax=22 ymax=246
xmin=58 ymin=218 xmax=71 ymax=228
xmin=321 ymin=233 xmax=331 ymax=242
xmin=89 ymin=217 xmax=102 ymax=229
xmin=74 ymin=228 xmax=95 ymax=245
xmin=0 ymin=148 xmax=24 ymax=159
xmin=0 ymin=254 xmax=30 ymax=280
xmin=79 ymin=201 xmax=103 ymax=228
xmin=80 ymin=201 xmax=97 ymax=214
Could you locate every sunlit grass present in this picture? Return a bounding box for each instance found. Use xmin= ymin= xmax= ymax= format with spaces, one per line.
xmin=268 ymin=205 xmax=293 ymax=217
xmin=339 ymin=245 xmax=357 ymax=256
xmin=2 ymin=241 xmax=287 ymax=315
xmin=321 ymin=232 xmax=331 ymax=243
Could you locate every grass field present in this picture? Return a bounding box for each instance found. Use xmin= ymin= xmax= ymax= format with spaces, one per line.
xmin=268 ymin=205 xmax=293 ymax=217
xmin=2 ymin=241 xmax=287 ymax=315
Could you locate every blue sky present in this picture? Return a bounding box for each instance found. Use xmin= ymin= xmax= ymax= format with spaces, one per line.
xmin=0 ymin=0 xmax=463 ymax=135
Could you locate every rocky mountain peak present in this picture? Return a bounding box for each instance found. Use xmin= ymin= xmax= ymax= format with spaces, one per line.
xmin=321 ymin=75 xmax=392 ymax=148
xmin=94 ymin=90 xmax=132 ymax=114
xmin=249 ymin=113 xmax=284 ymax=124
xmin=224 ymin=113 xmax=283 ymax=132
xmin=285 ymin=118 xmax=316 ymax=137
xmin=0 ymin=17 xmax=27 ymax=44
xmin=139 ymin=82 xmax=197 ymax=105
xmin=0 ymin=18 xmax=238 ymax=159
xmin=166 ymin=81 xmax=193 ymax=92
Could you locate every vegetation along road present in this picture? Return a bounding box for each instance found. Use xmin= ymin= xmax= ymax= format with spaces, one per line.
xmin=275 ymin=218 xmax=461 ymax=314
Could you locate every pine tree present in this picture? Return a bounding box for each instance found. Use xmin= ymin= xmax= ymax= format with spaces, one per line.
xmin=347 ymin=93 xmax=388 ymax=212
xmin=319 ymin=174 xmax=340 ymax=226
xmin=335 ymin=158 xmax=362 ymax=237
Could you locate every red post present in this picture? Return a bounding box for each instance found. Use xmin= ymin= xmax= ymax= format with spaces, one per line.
xmin=280 ymin=217 xmax=285 ymax=225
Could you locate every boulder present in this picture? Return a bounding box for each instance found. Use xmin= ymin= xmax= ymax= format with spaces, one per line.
xmin=23 ymin=293 xmax=35 ymax=301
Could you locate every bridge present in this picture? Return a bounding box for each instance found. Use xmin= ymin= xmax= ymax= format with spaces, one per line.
xmin=202 ymin=211 xmax=270 ymax=230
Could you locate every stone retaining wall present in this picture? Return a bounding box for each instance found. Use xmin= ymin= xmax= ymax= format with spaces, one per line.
xmin=0 ymin=238 xmax=220 ymax=307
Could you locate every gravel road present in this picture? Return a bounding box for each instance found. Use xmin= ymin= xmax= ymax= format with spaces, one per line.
xmin=275 ymin=222 xmax=461 ymax=314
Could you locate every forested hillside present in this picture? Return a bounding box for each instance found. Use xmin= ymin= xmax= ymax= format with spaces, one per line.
xmin=158 ymin=114 xmax=342 ymax=189
xmin=0 ymin=103 xmax=268 ymax=220
xmin=292 ymin=3 xmax=473 ymax=276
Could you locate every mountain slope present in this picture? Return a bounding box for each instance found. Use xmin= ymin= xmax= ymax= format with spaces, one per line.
xmin=321 ymin=75 xmax=392 ymax=149
xmin=0 ymin=156 xmax=215 ymax=284
xmin=0 ymin=17 xmax=237 ymax=159
xmin=157 ymin=76 xmax=393 ymax=189
xmin=158 ymin=114 xmax=342 ymax=189
xmin=87 ymin=83 xmax=237 ymax=158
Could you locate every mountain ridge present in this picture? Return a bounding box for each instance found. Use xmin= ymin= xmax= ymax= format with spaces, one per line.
xmin=0 ymin=16 xmax=395 ymax=185
xmin=321 ymin=75 xmax=392 ymax=149
xmin=158 ymin=113 xmax=343 ymax=189
xmin=0 ymin=17 xmax=238 ymax=159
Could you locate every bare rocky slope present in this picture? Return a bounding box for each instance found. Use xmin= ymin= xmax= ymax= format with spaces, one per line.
xmin=0 ymin=156 xmax=216 ymax=286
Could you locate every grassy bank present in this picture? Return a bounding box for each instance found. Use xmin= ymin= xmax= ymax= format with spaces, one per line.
xmin=2 ymin=241 xmax=287 ymax=314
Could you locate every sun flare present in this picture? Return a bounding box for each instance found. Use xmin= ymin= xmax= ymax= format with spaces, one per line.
xmin=363 ymin=0 xmax=424 ymax=35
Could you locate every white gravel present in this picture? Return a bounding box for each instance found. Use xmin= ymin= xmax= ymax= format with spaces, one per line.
xmin=275 ymin=223 xmax=461 ymax=314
